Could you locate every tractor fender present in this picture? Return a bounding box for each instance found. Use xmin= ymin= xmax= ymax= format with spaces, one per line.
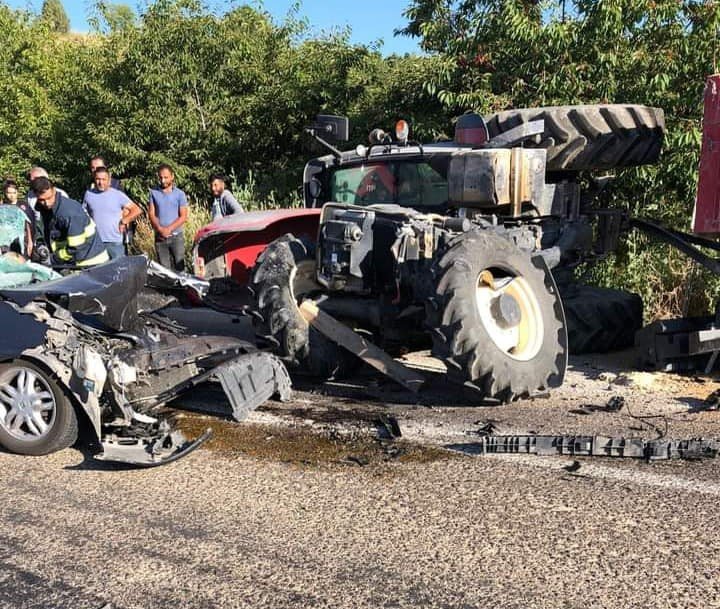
xmin=193 ymin=208 xmax=321 ymax=285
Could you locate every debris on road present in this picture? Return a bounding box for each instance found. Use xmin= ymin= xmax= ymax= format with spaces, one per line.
xmin=467 ymin=434 xmax=720 ymax=461
xmin=562 ymin=460 xmax=582 ymax=473
xmin=374 ymin=413 xmax=402 ymax=439
xmin=606 ymin=395 xmax=625 ymax=411
xmin=703 ymin=388 xmax=720 ymax=410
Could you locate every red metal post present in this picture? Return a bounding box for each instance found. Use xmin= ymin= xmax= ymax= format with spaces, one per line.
xmin=693 ymin=74 xmax=720 ymax=234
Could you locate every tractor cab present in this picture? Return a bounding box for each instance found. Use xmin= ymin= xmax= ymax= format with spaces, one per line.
xmin=302 ymin=115 xmax=484 ymax=213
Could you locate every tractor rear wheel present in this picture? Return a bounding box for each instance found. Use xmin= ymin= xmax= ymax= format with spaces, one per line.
xmin=427 ymin=230 xmax=567 ymax=402
xmin=251 ymin=235 xmax=347 ymax=379
xmin=560 ymin=284 xmax=643 ymax=354
xmin=485 ymin=105 xmax=665 ymax=172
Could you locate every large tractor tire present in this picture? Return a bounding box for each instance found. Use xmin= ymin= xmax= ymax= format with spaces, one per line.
xmin=251 ymin=234 xmax=347 ymax=379
xmin=427 ymin=230 xmax=567 ymax=402
xmin=560 ymin=284 xmax=643 ymax=354
xmin=485 ymin=105 xmax=665 ymax=172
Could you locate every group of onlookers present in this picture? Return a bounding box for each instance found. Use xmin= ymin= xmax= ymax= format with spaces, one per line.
xmin=0 ymin=159 xmax=244 ymax=272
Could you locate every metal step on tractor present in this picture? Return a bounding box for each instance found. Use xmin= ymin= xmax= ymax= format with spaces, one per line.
xmin=193 ymin=105 xmax=665 ymax=401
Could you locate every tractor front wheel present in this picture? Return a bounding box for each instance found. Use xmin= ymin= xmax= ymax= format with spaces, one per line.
xmin=427 ymin=231 xmax=567 ymax=402
xmin=251 ymin=235 xmax=347 ymax=379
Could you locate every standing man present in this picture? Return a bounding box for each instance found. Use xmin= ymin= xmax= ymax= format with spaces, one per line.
xmin=209 ymin=173 xmax=243 ymax=221
xmin=30 ymin=177 xmax=109 ymax=268
xmin=83 ymin=166 xmax=142 ymax=259
xmin=148 ymin=164 xmax=188 ymax=272
xmin=89 ymin=156 xmax=123 ymax=191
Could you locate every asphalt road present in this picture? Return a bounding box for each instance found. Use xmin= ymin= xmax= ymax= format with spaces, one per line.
xmin=3 ymin=352 xmax=720 ymax=609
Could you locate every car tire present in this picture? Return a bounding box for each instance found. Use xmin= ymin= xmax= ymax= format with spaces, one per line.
xmin=0 ymin=360 xmax=78 ymax=456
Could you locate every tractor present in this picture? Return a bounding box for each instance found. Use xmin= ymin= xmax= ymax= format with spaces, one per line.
xmin=193 ymin=106 xmax=665 ymax=400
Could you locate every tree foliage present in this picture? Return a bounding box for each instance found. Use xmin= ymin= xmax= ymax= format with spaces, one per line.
xmin=0 ymin=0 xmax=444 ymax=204
xmin=40 ymin=0 xmax=69 ymax=33
xmin=402 ymin=0 xmax=720 ymax=317
xmin=90 ymin=2 xmax=136 ymax=33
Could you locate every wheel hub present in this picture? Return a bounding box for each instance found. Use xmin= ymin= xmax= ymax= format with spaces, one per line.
xmin=0 ymin=366 xmax=57 ymax=441
xmin=491 ymin=293 xmax=522 ymax=329
xmin=475 ymin=268 xmax=545 ymax=361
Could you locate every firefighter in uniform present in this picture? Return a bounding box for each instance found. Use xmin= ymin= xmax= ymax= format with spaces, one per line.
xmin=30 ymin=177 xmax=109 ymax=268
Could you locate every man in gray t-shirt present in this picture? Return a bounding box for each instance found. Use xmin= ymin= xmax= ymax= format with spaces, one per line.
xmin=148 ymin=164 xmax=188 ymax=272
xmin=82 ymin=167 xmax=142 ymax=259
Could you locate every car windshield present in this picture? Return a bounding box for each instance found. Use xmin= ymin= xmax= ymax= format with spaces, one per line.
xmin=329 ymin=159 xmax=449 ymax=208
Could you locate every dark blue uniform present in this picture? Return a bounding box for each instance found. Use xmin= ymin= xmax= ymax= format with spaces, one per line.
xmin=45 ymin=193 xmax=109 ymax=267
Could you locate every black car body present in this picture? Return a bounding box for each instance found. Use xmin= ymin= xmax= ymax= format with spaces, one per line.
xmin=0 ymin=255 xmax=290 ymax=466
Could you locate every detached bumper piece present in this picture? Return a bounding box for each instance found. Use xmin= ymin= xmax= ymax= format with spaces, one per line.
xmin=477 ymin=434 xmax=720 ymax=461
xmin=215 ymin=352 xmax=292 ymax=421
xmin=95 ymin=427 xmax=213 ymax=467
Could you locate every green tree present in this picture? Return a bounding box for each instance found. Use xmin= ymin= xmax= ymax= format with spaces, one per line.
xmin=401 ymin=0 xmax=720 ymax=318
xmin=40 ymin=0 xmax=70 ymax=33
xmin=90 ymin=2 xmax=137 ymax=33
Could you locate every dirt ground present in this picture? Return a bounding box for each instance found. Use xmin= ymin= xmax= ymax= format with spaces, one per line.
xmin=3 ymin=348 xmax=720 ymax=608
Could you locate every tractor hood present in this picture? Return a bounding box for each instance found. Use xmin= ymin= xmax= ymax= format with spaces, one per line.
xmin=194 ymin=208 xmax=321 ymax=243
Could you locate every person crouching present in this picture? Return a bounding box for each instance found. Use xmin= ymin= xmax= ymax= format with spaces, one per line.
xmin=30 ymin=177 xmax=109 ymax=268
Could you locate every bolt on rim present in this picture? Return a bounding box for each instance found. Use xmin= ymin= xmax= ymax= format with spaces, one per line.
xmin=0 ymin=366 xmax=57 ymax=441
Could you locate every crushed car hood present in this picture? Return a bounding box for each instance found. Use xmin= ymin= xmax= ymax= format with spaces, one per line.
xmin=0 ymin=256 xmax=209 ymax=332
xmin=0 ymin=256 xmax=147 ymax=332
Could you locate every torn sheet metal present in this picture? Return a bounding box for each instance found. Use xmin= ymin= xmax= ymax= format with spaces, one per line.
xmin=475 ymin=434 xmax=720 ymax=461
xmin=215 ymin=351 xmax=292 ymax=421
xmin=0 ymin=256 xmax=293 ymax=468
xmin=146 ymin=259 xmax=209 ymax=300
xmin=96 ymin=428 xmax=213 ymax=467
xmin=0 ymin=255 xmax=147 ymax=331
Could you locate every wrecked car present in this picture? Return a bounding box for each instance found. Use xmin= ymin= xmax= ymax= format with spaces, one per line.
xmin=0 ymin=255 xmax=291 ymax=466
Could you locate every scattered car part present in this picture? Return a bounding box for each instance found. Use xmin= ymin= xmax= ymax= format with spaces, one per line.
xmin=374 ymin=413 xmax=402 ymax=439
xmin=470 ymin=434 xmax=720 ymax=461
